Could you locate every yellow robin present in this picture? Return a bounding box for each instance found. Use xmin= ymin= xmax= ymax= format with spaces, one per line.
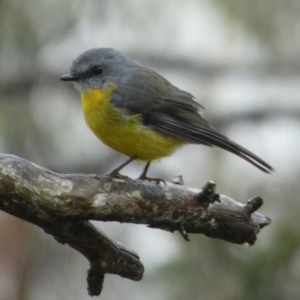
xmin=60 ymin=48 xmax=273 ymax=180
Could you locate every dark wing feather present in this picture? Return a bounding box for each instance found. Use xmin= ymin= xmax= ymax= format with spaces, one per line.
xmin=112 ymin=67 xmax=274 ymax=173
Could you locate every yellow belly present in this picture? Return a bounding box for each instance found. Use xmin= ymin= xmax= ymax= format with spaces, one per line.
xmin=81 ymin=88 xmax=184 ymax=162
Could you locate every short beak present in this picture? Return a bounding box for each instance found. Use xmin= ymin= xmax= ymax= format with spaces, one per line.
xmin=60 ymin=73 xmax=79 ymax=82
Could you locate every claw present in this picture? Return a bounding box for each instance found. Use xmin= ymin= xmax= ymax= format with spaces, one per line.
xmin=106 ymin=172 xmax=129 ymax=180
xmin=137 ymin=175 xmax=166 ymax=185
xmin=105 ymin=156 xmax=137 ymax=179
xmin=138 ymin=162 xmax=166 ymax=185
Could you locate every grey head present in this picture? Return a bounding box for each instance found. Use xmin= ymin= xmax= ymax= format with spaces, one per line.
xmin=60 ymin=48 xmax=139 ymax=93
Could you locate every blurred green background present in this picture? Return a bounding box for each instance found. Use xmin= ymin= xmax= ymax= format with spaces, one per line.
xmin=0 ymin=0 xmax=300 ymax=299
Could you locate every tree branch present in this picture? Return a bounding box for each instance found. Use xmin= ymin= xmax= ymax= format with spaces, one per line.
xmin=0 ymin=154 xmax=271 ymax=296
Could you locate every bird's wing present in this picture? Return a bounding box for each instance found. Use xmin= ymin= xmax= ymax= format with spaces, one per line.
xmin=112 ymin=67 xmax=273 ymax=173
xmin=112 ymin=67 xmax=224 ymax=145
xmin=112 ymin=66 xmax=203 ymax=115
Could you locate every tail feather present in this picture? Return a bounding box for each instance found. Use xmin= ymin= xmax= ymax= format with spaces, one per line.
xmin=223 ymin=141 xmax=274 ymax=173
xmin=150 ymin=113 xmax=274 ymax=173
xmin=203 ymin=132 xmax=274 ymax=173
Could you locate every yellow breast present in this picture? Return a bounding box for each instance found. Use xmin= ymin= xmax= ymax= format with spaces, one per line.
xmin=81 ymin=88 xmax=184 ymax=162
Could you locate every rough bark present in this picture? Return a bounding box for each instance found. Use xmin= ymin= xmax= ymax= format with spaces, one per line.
xmin=0 ymin=154 xmax=271 ymax=296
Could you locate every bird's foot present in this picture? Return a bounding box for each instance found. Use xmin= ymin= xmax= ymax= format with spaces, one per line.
xmin=106 ymin=170 xmax=129 ymax=180
xmin=105 ymin=156 xmax=137 ymax=180
xmin=137 ymin=174 xmax=166 ymax=186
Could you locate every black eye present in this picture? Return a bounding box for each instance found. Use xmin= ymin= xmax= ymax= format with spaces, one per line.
xmin=92 ymin=66 xmax=103 ymax=75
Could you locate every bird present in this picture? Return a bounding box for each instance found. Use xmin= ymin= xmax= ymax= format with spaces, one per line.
xmin=60 ymin=48 xmax=273 ymax=181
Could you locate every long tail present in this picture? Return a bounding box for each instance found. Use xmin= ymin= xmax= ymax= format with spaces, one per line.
xmin=220 ymin=140 xmax=273 ymax=173
xmin=200 ymin=128 xmax=274 ymax=173
xmin=150 ymin=113 xmax=274 ymax=173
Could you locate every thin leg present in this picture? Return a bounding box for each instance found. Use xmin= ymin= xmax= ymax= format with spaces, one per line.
xmin=108 ymin=155 xmax=137 ymax=178
xmin=139 ymin=162 xmax=151 ymax=179
xmin=138 ymin=162 xmax=166 ymax=185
